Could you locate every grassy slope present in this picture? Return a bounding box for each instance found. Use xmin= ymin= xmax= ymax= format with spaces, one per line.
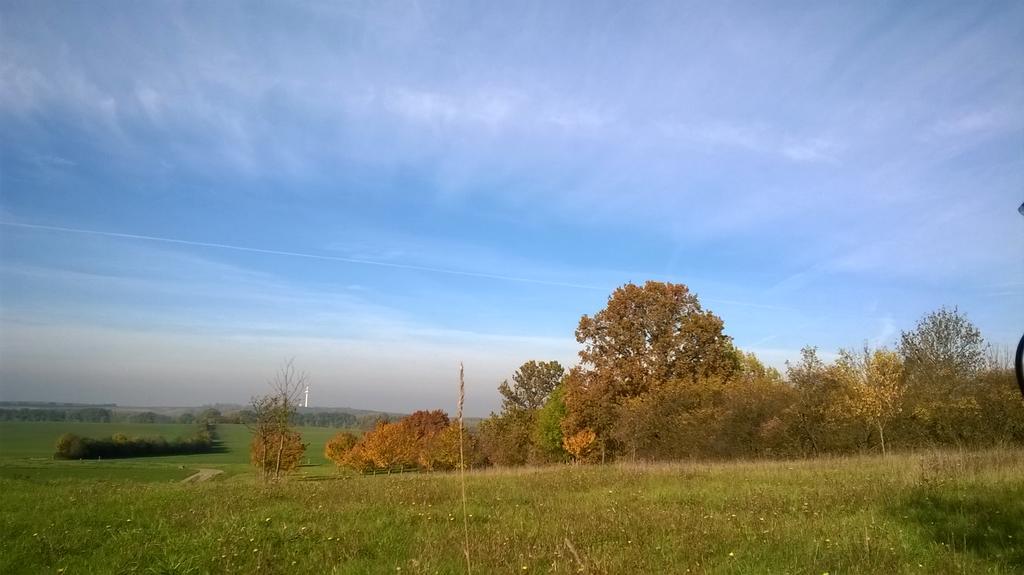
xmin=2 ymin=449 xmax=1022 ymax=574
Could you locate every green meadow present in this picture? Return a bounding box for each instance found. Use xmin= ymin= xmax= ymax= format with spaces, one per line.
xmin=0 ymin=420 xmax=1022 ymax=574
xmin=0 ymin=422 xmax=344 ymax=482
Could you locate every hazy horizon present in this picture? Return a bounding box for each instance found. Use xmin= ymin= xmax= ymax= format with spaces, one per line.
xmin=1 ymin=1 xmax=1022 ymax=416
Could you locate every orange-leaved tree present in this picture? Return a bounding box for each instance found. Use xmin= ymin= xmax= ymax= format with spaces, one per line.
xmin=324 ymin=431 xmax=359 ymax=466
xmin=251 ymin=429 xmax=305 ymax=476
xmin=347 ymin=410 xmax=452 ymax=472
xmin=562 ymin=429 xmax=597 ymax=464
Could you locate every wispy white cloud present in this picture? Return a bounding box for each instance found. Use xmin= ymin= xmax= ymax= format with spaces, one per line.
xmin=2 ymin=0 xmax=1021 ymax=407
xmin=386 ymin=88 xmax=524 ymax=128
xmin=656 ymin=120 xmax=842 ymax=165
xmin=0 ymin=221 xmax=607 ymax=291
xmin=32 ymin=154 xmax=76 ymax=168
xmin=780 ymin=138 xmax=840 ymax=163
xmin=869 ymin=315 xmax=897 ymax=348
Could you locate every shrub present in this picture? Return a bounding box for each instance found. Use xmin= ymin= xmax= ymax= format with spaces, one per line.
xmin=250 ymin=430 xmax=306 ymax=476
xmin=53 ymin=427 xmax=216 ymax=459
xmin=54 ymin=433 xmax=86 ymax=459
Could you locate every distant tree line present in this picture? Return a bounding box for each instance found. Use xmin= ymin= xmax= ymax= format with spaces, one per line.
xmin=1 ymin=408 xmax=213 ymax=424
xmin=293 ymin=411 xmax=359 ymax=428
xmin=4 ymin=406 xmax=368 ymax=429
xmin=0 ymin=407 xmax=115 ymax=422
xmin=203 ymin=407 xmax=368 ymax=429
xmin=470 ymin=281 xmax=1022 ymax=466
xmin=54 ymin=423 xmax=217 ymax=459
xmin=0 ymin=401 xmax=117 ymax=408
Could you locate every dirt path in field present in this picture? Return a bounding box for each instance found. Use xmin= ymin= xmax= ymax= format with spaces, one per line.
xmin=181 ymin=468 xmax=224 ymax=483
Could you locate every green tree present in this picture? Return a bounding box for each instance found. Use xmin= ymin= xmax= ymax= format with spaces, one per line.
xmin=899 ymin=307 xmax=988 ymax=444
xmin=531 ymin=386 xmax=568 ymax=462
xmin=900 ymin=307 xmax=986 ymax=387
xmin=498 ymin=360 xmax=565 ymax=412
xmin=480 ymin=360 xmax=565 ymax=465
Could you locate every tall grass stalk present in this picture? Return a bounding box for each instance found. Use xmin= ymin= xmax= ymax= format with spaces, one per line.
xmin=457 ymin=362 xmax=471 ymax=574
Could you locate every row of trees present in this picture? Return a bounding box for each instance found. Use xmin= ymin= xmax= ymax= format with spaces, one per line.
xmin=5 ymin=407 xmax=235 ymax=425
xmin=324 ymin=410 xmax=473 ymax=472
xmin=3 ymin=407 xmax=246 ymax=424
xmin=292 ymin=411 xmax=360 ymax=428
xmin=245 ymin=361 xmax=435 ymax=480
xmin=1 ymin=407 xmax=115 ymax=423
xmin=195 ymin=408 xmax=364 ymax=428
xmin=54 ymin=423 xmax=217 ymax=459
xmin=4 ymin=406 xmax=369 ymax=429
xmin=475 ymin=281 xmax=1022 ymax=465
xmin=270 ymin=280 xmax=1018 ymax=476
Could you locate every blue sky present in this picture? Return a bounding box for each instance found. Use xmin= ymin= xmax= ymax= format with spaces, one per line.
xmin=1 ymin=1 xmax=1021 ymax=414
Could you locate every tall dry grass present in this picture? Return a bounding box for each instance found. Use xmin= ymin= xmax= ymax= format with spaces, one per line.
xmin=457 ymin=362 xmax=471 ymax=574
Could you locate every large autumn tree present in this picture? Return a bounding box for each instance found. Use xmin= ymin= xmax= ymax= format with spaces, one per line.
xmin=562 ymin=281 xmax=738 ymax=461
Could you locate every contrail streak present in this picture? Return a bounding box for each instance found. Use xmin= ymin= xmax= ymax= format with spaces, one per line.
xmin=0 ymin=221 xmax=798 ymax=310
xmin=0 ymin=221 xmax=606 ymax=291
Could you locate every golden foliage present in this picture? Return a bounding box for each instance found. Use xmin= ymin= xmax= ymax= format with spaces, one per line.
xmin=330 ymin=410 xmax=478 ymax=473
xmin=249 ymin=430 xmax=305 ymax=476
xmin=563 ymin=429 xmax=597 ymax=463
xmin=324 ymin=431 xmax=358 ymax=466
xmin=848 ymin=349 xmax=905 ymax=454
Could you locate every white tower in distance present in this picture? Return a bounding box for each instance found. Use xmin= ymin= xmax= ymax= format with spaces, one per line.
xmin=303 ymin=383 xmax=310 ymax=408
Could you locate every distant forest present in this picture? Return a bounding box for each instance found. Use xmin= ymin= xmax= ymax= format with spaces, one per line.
xmin=0 ymin=406 xmax=383 ymax=429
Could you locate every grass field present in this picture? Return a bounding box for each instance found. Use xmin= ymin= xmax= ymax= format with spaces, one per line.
xmin=0 ymin=422 xmax=346 ymax=482
xmin=1 ymin=443 xmax=1022 ymax=574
